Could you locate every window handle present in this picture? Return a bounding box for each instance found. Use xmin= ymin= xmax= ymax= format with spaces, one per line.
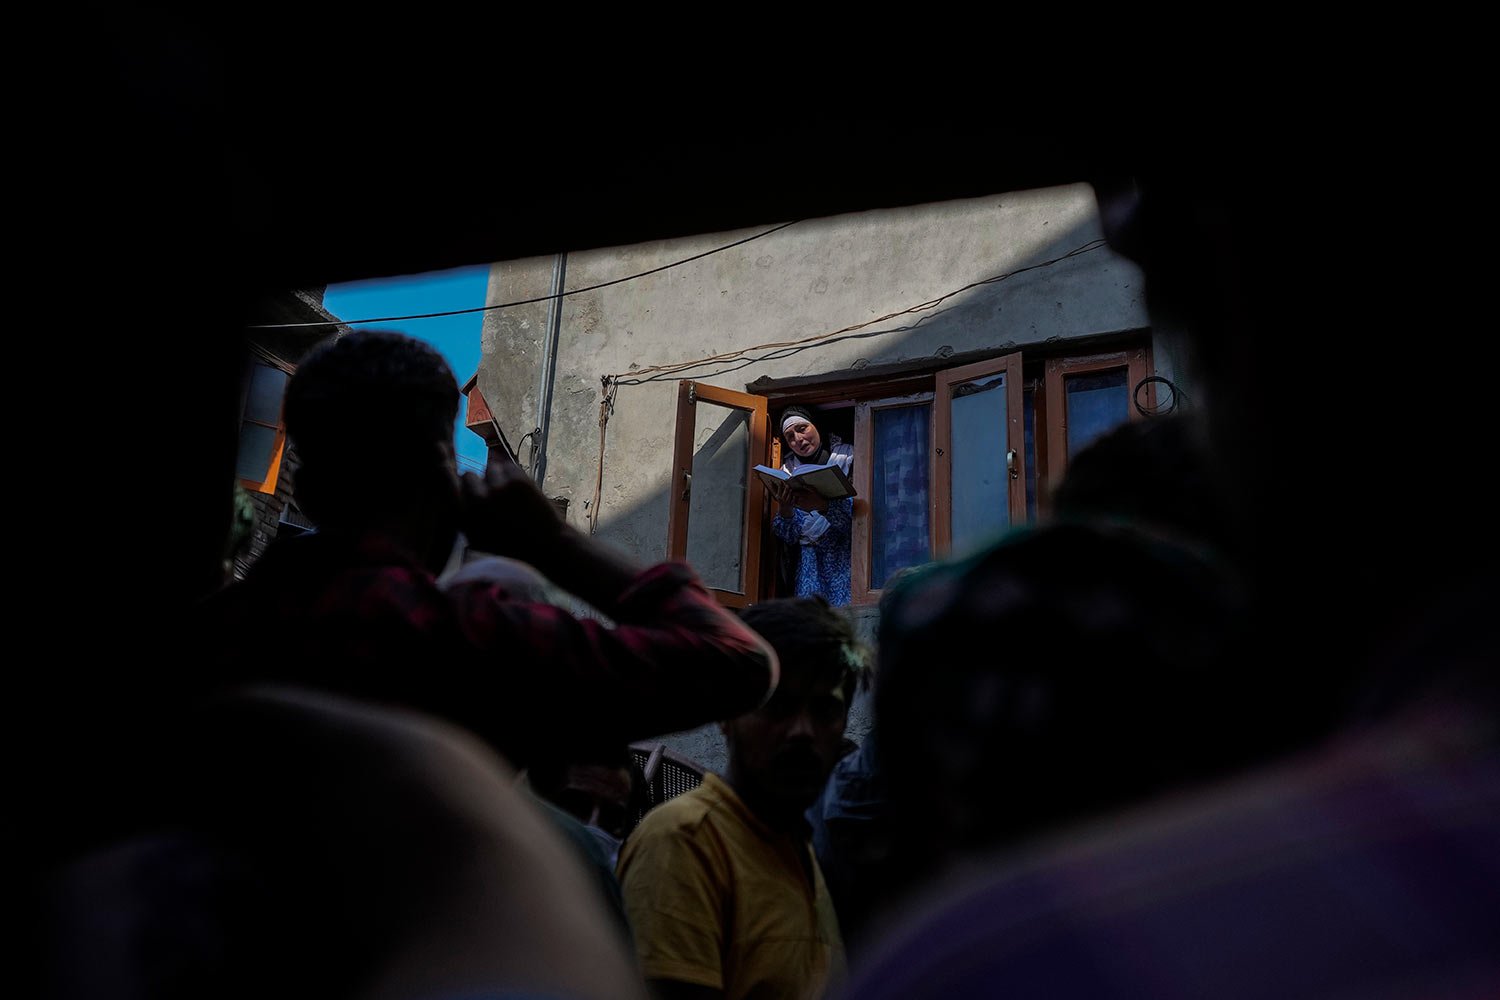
xmin=1007 ymin=449 xmax=1018 ymax=479
xmin=681 ymin=470 xmax=692 ymax=501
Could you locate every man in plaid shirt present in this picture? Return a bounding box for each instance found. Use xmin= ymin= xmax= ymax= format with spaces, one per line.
xmin=198 ymin=330 xmax=778 ymax=768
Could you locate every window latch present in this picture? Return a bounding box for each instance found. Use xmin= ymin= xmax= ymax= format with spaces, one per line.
xmin=1007 ymin=449 xmax=1019 ymax=479
xmin=681 ymin=470 xmax=692 ymax=501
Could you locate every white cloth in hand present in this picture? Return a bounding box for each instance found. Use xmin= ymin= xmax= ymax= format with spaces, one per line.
xmin=800 ymin=511 xmax=830 ymax=544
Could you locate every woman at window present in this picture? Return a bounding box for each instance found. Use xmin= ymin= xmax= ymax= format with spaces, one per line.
xmin=771 ymin=405 xmax=854 ymax=606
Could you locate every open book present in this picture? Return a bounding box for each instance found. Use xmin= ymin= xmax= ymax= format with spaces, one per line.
xmin=753 ymin=462 xmax=857 ymax=501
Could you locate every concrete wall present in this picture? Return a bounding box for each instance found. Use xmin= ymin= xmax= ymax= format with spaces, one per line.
xmin=475 ymin=184 xmax=1178 ymax=772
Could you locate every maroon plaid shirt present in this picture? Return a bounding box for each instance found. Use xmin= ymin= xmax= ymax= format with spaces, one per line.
xmin=196 ymin=533 xmax=774 ymax=766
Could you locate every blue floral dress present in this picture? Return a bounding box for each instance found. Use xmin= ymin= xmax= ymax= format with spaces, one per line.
xmin=770 ymin=438 xmax=854 ymax=607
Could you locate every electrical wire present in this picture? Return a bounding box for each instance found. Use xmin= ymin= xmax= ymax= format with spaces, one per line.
xmin=607 ymin=240 xmax=1107 ymax=386
xmin=1134 ymin=375 xmax=1183 ymax=416
xmin=246 ymin=221 xmax=802 ymax=330
xmin=249 ymin=342 xmax=298 ymax=375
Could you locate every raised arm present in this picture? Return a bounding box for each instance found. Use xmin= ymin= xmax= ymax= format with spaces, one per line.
xmin=455 ymin=462 xmax=779 ymax=753
xmin=461 ymin=460 xmax=646 ymax=611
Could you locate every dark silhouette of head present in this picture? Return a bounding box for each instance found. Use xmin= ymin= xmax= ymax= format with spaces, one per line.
xmin=1088 ymin=155 xmax=1498 ymax=743
xmin=1050 ymin=411 xmax=1236 ymax=562
xmin=876 ymin=520 xmax=1254 ymax=884
xmin=284 ymin=330 xmax=461 ymax=567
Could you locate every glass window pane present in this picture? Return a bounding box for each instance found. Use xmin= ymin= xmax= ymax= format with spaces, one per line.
xmin=685 ymin=402 xmax=749 ymax=594
xmin=1065 ymin=369 xmax=1129 ymax=458
xmin=871 ymin=404 xmax=930 ymax=590
xmin=245 ymin=364 xmax=289 ymax=425
xmin=950 ymin=374 xmax=1010 ymax=557
xmin=236 ymin=424 xmax=278 ymax=482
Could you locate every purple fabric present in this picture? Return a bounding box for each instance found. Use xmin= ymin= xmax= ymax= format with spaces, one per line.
xmin=842 ymin=701 xmax=1500 ymax=999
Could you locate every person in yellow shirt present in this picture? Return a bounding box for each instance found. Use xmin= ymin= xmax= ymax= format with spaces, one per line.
xmin=618 ymin=597 xmax=865 ymax=1000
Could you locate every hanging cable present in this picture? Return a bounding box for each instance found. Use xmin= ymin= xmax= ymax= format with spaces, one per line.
xmin=246 ymin=221 xmax=802 ymax=330
xmin=589 ymin=377 xmax=618 ymax=535
xmin=248 ymin=342 xmax=298 ymax=375
xmin=606 ymin=239 xmax=1107 ymax=386
xmin=1133 ymin=375 xmax=1183 ymax=416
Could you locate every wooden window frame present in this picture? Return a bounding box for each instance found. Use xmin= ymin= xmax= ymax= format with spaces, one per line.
xmin=238 ymin=361 xmax=289 ymax=495
xmin=1041 ymin=346 xmax=1152 ymax=503
xmin=851 ymin=391 xmax=935 ymax=607
xmin=934 ymin=352 xmax=1025 ymax=561
xmin=724 ymin=337 xmax=1155 ymax=607
xmin=665 ymin=381 xmax=769 ymax=608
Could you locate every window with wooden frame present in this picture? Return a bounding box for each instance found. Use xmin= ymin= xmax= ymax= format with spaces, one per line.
xmin=852 ymin=390 xmax=936 ymax=606
xmin=1040 ymin=347 xmax=1153 ymax=500
xmin=664 ymin=381 xmax=768 ymax=608
xmin=236 ymin=361 xmax=289 ymax=495
xmin=666 ymin=340 xmax=1154 ymax=607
